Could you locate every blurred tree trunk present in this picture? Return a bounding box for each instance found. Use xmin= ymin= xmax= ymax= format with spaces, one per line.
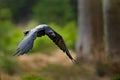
xmin=103 ymin=0 xmax=120 ymax=73
xmin=76 ymin=0 xmax=92 ymax=62
xmin=76 ymin=0 xmax=105 ymax=64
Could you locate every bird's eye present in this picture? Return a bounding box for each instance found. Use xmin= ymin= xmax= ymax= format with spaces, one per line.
xmin=49 ymin=32 xmax=53 ymax=34
xmin=49 ymin=32 xmax=55 ymax=36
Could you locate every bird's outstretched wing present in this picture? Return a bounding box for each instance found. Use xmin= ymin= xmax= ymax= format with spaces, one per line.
xmin=13 ymin=31 xmax=38 ymax=56
xmin=46 ymin=30 xmax=76 ymax=64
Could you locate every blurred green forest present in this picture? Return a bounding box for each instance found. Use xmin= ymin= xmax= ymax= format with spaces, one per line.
xmin=0 ymin=1 xmax=79 ymax=80
xmin=0 ymin=0 xmax=77 ymax=55
xmin=0 ymin=0 xmax=76 ymax=24
xmin=0 ymin=0 xmax=120 ymax=80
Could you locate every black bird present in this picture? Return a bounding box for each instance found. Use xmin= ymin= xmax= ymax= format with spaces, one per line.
xmin=14 ymin=24 xmax=76 ymax=64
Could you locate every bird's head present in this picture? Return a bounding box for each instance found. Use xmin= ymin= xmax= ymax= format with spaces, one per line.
xmin=45 ymin=28 xmax=55 ymax=37
xmin=48 ymin=31 xmax=55 ymax=36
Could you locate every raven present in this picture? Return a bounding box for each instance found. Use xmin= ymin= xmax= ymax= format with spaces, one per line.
xmin=14 ymin=24 xmax=76 ymax=64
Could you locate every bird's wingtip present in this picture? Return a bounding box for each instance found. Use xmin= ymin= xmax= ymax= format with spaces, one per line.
xmin=71 ymin=59 xmax=77 ymax=64
xmin=13 ymin=50 xmax=21 ymax=56
xmin=13 ymin=52 xmax=17 ymax=56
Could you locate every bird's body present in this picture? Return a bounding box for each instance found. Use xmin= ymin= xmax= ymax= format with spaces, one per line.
xmin=14 ymin=24 xmax=76 ymax=64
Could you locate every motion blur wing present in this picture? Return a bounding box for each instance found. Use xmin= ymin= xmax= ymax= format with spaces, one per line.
xmin=46 ymin=31 xmax=76 ymax=63
xmin=13 ymin=30 xmax=38 ymax=56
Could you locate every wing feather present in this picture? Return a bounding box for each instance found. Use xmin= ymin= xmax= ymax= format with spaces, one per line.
xmin=47 ymin=31 xmax=75 ymax=62
xmin=13 ymin=31 xmax=37 ymax=56
xmin=14 ymin=25 xmax=76 ymax=63
xmin=14 ymin=26 xmax=46 ymax=56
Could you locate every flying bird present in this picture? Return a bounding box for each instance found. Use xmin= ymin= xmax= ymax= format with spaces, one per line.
xmin=14 ymin=24 xmax=76 ymax=64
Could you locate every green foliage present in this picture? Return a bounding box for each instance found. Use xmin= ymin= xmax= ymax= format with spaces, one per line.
xmin=0 ymin=9 xmax=23 ymax=55
xmin=0 ymin=0 xmax=35 ymax=22
xmin=0 ymin=0 xmax=76 ymax=24
xmin=0 ymin=8 xmax=12 ymax=20
xmin=0 ymin=57 xmax=18 ymax=75
xmin=111 ymin=75 xmax=120 ymax=80
xmin=0 ymin=20 xmax=23 ymax=55
xmin=22 ymin=74 xmax=51 ymax=80
xmin=33 ymin=0 xmax=75 ymax=25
